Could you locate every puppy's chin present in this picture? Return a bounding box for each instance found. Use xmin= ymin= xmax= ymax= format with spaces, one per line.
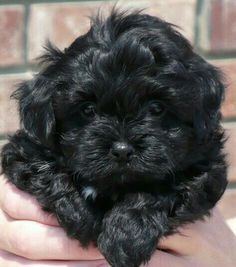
xmin=74 ymin=164 xmax=168 ymax=193
xmin=70 ymin=152 xmax=171 ymax=183
xmin=77 ymin=168 xmax=172 ymax=202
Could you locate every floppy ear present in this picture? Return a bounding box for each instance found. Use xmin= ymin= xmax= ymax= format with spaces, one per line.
xmin=189 ymin=56 xmax=225 ymax=142
xmin=13 ymin=76 xmax=56 ymax=147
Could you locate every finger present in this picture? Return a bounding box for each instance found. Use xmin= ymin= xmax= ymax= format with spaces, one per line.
xmin=0 ymin=175 xmax=59 ymax=226
xmin=157 ymin=223 xmax=208 ymax=256
xmin=143 ymin=250 xmax=185 ymax=267
xmin=158 ymin=208 xmax=226 ymax=255
xmin=0 ymin=210 xmax=104 ymax=261
xmin=158 ymin=232 xmax=194 ymax=255
xmin=0 ymin=249 xmax=107 ymax=267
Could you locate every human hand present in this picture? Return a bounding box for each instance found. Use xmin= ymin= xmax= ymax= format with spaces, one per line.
xmin=144 ymin=208 xmax=236 ymax=267
xmin=0 ymin=175 xmax=106 ymax=266
xmin=1 ymin=174 xmax=235 ymax=267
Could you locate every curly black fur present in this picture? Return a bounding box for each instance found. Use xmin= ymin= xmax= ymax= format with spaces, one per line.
xmin=1 ymin=9 xmax=227 ymax=267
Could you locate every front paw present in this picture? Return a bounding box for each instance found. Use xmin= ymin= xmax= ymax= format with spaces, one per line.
xmin=97 ymin=210 xmax=159 ymax=267
xmin=55 ymin=195 xmax=102 ymax=246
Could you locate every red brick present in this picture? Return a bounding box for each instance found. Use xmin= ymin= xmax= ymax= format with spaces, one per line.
xmin=118 ymin=0 xmax=197 ymax=43
xmin=218 ymin=189 xmax=236 ymax=219
xmin=147 ymin=0 xmax=197 ymax=43
xmin=0 ymin=5 xmax=24 ymax=67
xmin=0 ymin=73 xmax=32 ymax=135
xmin=28 ymin=2 xmax=111 ymax=61
xmin=28 ymin=0 xmax=197 ymax=61
xmin=210 ymin=0 xmax=236 ymax=53
xmin=211 ymin=59 xmax=236 ymax=118
xmin=224 ymin=123 xmax=236 ymax=182
xmin=199 ymin=0 xmax=236 ymax=53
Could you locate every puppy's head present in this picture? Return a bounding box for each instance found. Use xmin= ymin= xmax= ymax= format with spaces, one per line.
xmin=14 ymin=10 xmax=225 ymax=194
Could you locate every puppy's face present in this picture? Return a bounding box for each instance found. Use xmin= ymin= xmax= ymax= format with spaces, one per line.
xmin=55 ymin=53 xmax=192 ymax=189
xmin=16 ymin=12 xmax=224 ymax=193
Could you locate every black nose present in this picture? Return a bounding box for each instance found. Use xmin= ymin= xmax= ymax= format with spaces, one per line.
xmin=110 ymin=142 xmax=134 ymax=161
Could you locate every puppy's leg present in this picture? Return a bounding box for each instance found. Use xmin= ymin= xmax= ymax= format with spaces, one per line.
xmin=53 ymin=193 xmax=102 ymax=246
xmin=97 ymin=193 xmax=168 ymax=267
xmin=170 ymin=163 xmax=228 ymax=228
xmin=1 ymin=131 xmax=101 ymax=246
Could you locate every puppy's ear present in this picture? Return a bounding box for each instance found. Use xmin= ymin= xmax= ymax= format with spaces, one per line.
xmin=13 ymin=76 xmax=56 ymax=147
xmin=189 ymin=56 xmax=225 ymax=142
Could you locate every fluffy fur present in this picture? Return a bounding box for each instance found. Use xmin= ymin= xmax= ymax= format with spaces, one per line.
xmin=1 ymin=9 xmax=227 ymax=267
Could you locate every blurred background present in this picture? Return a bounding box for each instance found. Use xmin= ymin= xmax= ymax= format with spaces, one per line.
xmin=0 ymin=0 xmax=235 ymax=226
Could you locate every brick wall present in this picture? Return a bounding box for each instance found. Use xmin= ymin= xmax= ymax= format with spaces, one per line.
xmin=0 ymin=0 xmax=236 ymax=220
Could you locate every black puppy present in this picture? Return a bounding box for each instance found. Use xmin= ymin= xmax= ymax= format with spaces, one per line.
xmin=1 ymin=10 xmax=227 ymax=267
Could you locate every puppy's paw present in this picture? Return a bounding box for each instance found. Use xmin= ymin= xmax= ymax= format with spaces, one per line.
xmin=97 ymin=210 xmax=159 ymax=267
xmin=55 ymin=196 xmax=102 ymax=246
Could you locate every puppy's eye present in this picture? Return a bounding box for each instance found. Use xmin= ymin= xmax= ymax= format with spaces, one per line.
xmin=80 ymin=103 xmax=97 ymax=118
xmin=148 ymin=101 xmax=165 ymax=117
